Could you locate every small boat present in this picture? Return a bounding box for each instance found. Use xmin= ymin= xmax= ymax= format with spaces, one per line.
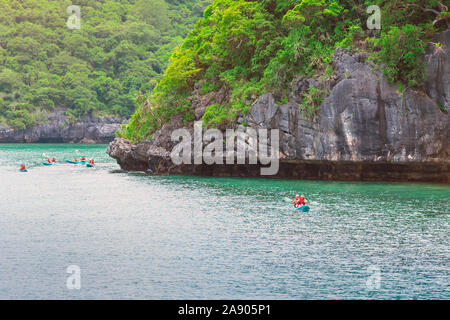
xmin=42 ymin=162 xmax=53 ymax=166
xmin=294 ymin=205 xmax=310 ymax=212
xmin=20 ymin=169 xmax=28 ymax=172
xmin=66 ymin=160 xmax=84 ymax=164
xmin=86 ymin=163 xmax=95 ymax=167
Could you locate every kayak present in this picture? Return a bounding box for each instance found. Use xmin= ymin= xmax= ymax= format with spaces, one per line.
xmin=86 ymin=163 xmax=95 ymax=167
xmin=294 ymin=205 xmax=310 ymax=212
xmin=20 ymin=169 xmax=28 ymax=172
xmin=42 ymin=162 xmax=53 ymax=166
xmin=66 ymin=160 xmax=85 ymax=164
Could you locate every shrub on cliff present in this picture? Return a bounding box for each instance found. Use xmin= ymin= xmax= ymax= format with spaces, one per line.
xmin=371 ymin=25 xmax=427 ymax=87
xmin=5 ymin=110 xmax=36 ymax=130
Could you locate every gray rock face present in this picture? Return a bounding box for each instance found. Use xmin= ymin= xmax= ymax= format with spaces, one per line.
xmin=249 ymin=94 xmax=278 ymax=125
xmin=107 ymin=31 xmax=450 ymax=182
xmin=190 ymin=81 xmax=230 ymax=120
xmin=425 ymin=30 xmax=450 ymax=112
xmin=0 ymin=108 xmax=126 ymax=143
xmin=245 ymin=79 xmax=448 ymax=164
xmin=240 ymin=46 xmax=449 ymax=164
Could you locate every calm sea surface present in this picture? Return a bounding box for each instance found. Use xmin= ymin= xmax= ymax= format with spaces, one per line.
xmin=0 ymin=144 xmax=448 ymax=299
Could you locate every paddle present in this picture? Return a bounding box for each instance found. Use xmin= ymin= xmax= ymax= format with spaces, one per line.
xmin=42 ymin=153 xmax=51 ymax=163
xmin=71 ymin=149 xmax=82 ymax=162
xmin=75 ymin=150 xmax=87 ymax=161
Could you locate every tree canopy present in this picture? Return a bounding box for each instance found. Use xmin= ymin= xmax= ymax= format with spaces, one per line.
xmin=0 ymin=0 xmax=210 ymax=129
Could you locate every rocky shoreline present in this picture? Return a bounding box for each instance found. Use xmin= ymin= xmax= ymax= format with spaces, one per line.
xmin=107 ymin=137 xmax=450 ymax=182
xmin=107 ymin=31 xmax=450 ymax=183
xmin=0 ymin=108 xmax=126 ymax=143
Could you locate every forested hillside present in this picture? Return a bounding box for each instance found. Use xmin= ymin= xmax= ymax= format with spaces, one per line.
xmin=120 ymin=0 xmax=449 ymax=142
xmin=0 ymin=0 xmax=210 ymax=130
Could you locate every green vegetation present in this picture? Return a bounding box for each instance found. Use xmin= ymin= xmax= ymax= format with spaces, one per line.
xmin=0 ymin=0 xmax=210 ymax=129
xmin=301 ymin=87 xmax=325 ymax=119
xmin=202 ymin=103 xmax=236 ymax=127
xmin=371 ymin=24 xmax=426 ymax=87
xmin=121 ymin=0 xmax=447 ymax=142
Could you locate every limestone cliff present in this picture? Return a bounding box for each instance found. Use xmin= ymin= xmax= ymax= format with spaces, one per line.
xmin=107 ymin=31 xmax=450 ymax=182
xmin=0 ymin=108 xmax=126 ymax=143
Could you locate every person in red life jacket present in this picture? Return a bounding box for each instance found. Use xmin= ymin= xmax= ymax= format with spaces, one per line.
xmin=292 ymin=194 xmax=307 ymax=207
xmin=47 ymin=158 xmax=52 ymax=163
xmin=81 ymin=157 xmax=86 ymax=162
xmin=52 ymin=157 xmax=56 ymax=163
xmin=298 ymin=194 xmax=307 ymax=206
xmin=19 ymin=164 xmax=26 ymax=171
xmin=292 ymin=194 xmax=301 ymax=207
xmin=89 ymin=159 xmax=95 ymax=165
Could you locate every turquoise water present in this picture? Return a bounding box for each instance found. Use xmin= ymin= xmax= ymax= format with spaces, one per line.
xmin=0 ymin=144 xmax=449 ymax=299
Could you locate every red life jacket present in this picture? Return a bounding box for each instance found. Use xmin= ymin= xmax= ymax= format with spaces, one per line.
xmin=20 ymin=165 xmax=26 ymax=171
xmin=299 ymin=197 xmax=306 ymax=206
xmin=52 ymin=158 xmax=56 ymax=163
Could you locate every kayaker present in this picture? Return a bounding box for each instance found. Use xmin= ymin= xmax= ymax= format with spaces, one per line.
xmin=292 ymin=194 xmax=301 ymax=207
xmin=81 ymin=157 xmax=86 ymax=162
xmin=298 ymin=194 xmax=307 ymax=206
xmin=89 ymin=159 xmax=95 ymax=165
xmin=47 ymin=158 xmax=52 ymax=163
xmin=19 ymin=164 xmax=26 ymax=171
xmin=292 ymin=194 xmax=307 ymax=207
xmin=52 ymin=157 xmax=56 ymax=163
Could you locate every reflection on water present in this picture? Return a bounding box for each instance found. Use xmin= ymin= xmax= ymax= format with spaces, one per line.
xmin=0 ymin=144 xmax=449 ymax=299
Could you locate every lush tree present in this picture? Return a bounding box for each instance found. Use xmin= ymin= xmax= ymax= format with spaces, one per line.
xmin=0 ymin=0 xmax=210 ymax=127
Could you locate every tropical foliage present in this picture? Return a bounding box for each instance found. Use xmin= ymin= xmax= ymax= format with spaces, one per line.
xmin=121 ymin=0 xmax=448 ymax=142
xmin=0 ymin=0 xmax=210 ymax=129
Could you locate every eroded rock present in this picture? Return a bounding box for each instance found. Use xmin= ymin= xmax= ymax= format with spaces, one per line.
xmin=0 ymin=108 xmax=126 ymax=143
xmin=107 ymin=31 xmax=450 ymax=182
